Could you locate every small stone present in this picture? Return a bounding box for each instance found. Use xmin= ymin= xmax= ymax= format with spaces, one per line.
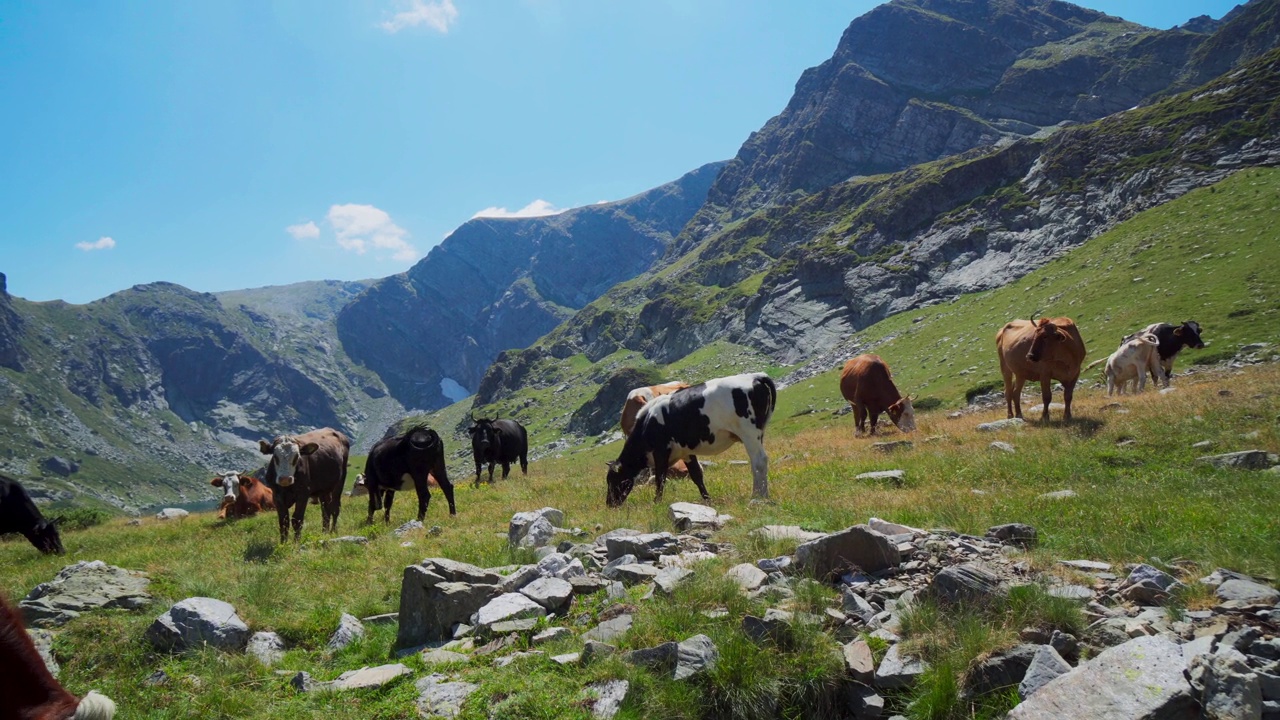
xmin=581 ymin=640 xmax=618 ymax=665
xmin=855 ymin=470 xmax=906 ymax=484
xmin=518 ymin=577 xmax=574 ymax=613
xmin=246 ymin=631 xmax=286 ymax=666
xmin=874 ymin=644 xmax=926 ymax=689
xmin=989 ymin=441 xmax=1016 ymax=454
xmin=725 ymin=563 xmax=768 ymax=591
xmin=1047 ymin=585 xmax=1092 ymax=601
xmin=1197 ymin=450 xmax=1274 ymax=470
xmin=654 ymin=566 xmax=694 ymax=596
xmin=1216 ymin=578 xmax=1280 ymax=605
xmin=421 ymin=649 xmax=470 ymax=666
xmin=551 ymin=652 xmax=580 ymax=665
xmin=583 ymin=679 xmax=629 ymax=719
xmin=146 ymin=597 xmax=250 ymax=653
xmin=393 ymin=520 xmax=424 ymax=537
xmin=1019 ymin=645 xmax=1071 ymax=699
xmin=749 ymin=525 xmax=827 ymax=543
xmin=929 ymin=563 xmax=1005 ymax=604
xmin=986 ymin=523 xmax=1037 ymax=547
xmin=668 ymin=502 xmax=725 ymax=531
xmin=977 ymin=418 xmax=1025 ymax=432
xmin=1038 ymin=489 xmax=1077 ymax=500
xmin=675 ymin=634 xmax=718 ymax=680
xmin=1120 ymin=564 xmax=1184 ymax=604
xmin=531 ymin=626 xmax=572 ymax=645
xmin=329 ymin=663 xmax=411 ymax=691
xmin=872 ymin=441 xmax=913 ymax=453
xmin=474 ymin=593 xmax=546 ymax=632
xmin=843 ymin=639 xmax=875 ymax=684
xmin=327 ymin=613 xmax=365 ymax=651
xmin=155 ymin=508 xmax=189 ymax=521
xmin=1058 ymin=559 xmax=1111 ymax=572
xmin=584 ymin=615 xmax=633 ymax=644
xmin=415 ymin=674 xmax=479 ymax=718
xmin=608 ymin=563 xmax=661 ymax=585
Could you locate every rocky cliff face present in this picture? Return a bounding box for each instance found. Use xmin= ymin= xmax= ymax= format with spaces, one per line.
xmin=0 ymin=273 xmax=25 ymax=371
xmin=337 ymin=161 xmax=724 ymax=411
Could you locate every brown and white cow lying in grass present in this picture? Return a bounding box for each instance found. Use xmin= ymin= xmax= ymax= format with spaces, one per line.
xmin=1086 ymin=331 xmax=1161 ymax=395
xmin=210 ymin=472 xmax=275 ymax=519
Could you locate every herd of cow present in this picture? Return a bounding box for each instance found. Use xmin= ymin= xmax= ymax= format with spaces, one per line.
xmin=0 ymin=317 xmax=1207 ymax=719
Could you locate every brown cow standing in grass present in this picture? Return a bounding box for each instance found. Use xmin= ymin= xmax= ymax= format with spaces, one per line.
xmin=259 ymin=427 xmax=350 ymax=543
xmin=996 ymin=317 xmax=1087 ymax=422
xmin=839 ymin=354 xmax=916 ymax=435
xmin=620 ymin=381 xmax=691 ymax=477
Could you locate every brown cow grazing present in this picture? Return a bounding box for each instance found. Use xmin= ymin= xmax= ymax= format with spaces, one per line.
xmin=210 ymin=472 xmax=275 ymax=520
xmin=0 ymin=593 xmax=116 ymax=719
xmin=839 ymin=355 xmax=917 ymax=436
xmin=996 ymin=317 xmax=1087 ymax=422
xmin=259 ymin=428 xmax=350 ymax=543
xmin=620 ymin=382 xmax=691 ymax=476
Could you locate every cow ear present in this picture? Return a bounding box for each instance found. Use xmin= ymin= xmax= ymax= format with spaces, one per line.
xmin=211 ymin=477 xmax=224 ymax=487
xmin=239 ymin=476 xmax=253 ymax=487
xmin=299 ymin=442 xmax=320 ymax=456
xmin=1173 ymin=327 xmax=1184 ymax=337
xmin=259 ymin=440 xmax=273 ymax=455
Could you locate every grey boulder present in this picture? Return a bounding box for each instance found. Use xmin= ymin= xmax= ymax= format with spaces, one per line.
xmin=796 ymin=525 xmax=899 ymax=579
xmin=929 ymin=562 xmax=1005 ymax=604
xmin=1216 ymin=578 xmax=1280 ymax=605
xmin=146 ymin=597 xmax=250 ymax=653
xmin=416 ymin=673 xmax=479 ymax=718
xmin=1197 ymin=450 xmax=1276 ymax=470
xmin=518 ymin=577 xmax=574 ymax=613
xmin=668 ymin=502 xmax=730 ymax=531
xmin=874 ymin=644 xmax=926 ymax=689
xmin=1121 ymin=564 xmax=1184 ymax=604
xmin=247 ymin=631 xmax=286 ymax=666
xmin=327 ymin=613 xmax=365 ymax=651
xmin=605 ymin=532 xmax=680 ymax=561
xmin=584 ymin=679 xmax=629 ymax=719
xmin=21 ymin=560 xmax=152 ymax=627
xmin=472 ymin=593 xmax=546 ymax=632
xmin=1018 ymin=645 xmax=1072 ymax=700
xmin=397 ymin=559 xmax=502 ymax=647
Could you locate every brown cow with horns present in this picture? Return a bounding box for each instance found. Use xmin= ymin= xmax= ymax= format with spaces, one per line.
xmin=996 ymin=317 xmax=1086 ymax=422
xmin=839 ymin=355 xmax=916 ymax=435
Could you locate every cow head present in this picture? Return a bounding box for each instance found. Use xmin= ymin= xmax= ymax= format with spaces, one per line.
xmin=887 ymin=395 xmax=917 ymax=433
xmin=1174 ymin=321 xmax=1206 ymax=349
xmin=259 ymin=436 xmax=319 ymax=488
xmin=468 ymin=419 xmax=498 ymax=457
xmin=211 ymin=471 xmax=246 ymax=511
xmin=605 ymin=460 xmax=637 ymax=507
xmin=26 ymin=518 xmax=64 ymax=555
xmin=1027 ymin=318 xmax=1069 ymax=363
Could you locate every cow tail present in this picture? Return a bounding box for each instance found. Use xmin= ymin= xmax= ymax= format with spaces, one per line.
xmin=1084 ymin=357 xmax=1106 ymax=372
xmin=73 ymin=692 xmax=117 ymax=720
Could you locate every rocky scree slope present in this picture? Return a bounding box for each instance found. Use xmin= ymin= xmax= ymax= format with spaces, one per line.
xmin=478 ymin=41 xmax=1280 ymax=411
xmin=336 ymin=162 xmax=724 ymax=412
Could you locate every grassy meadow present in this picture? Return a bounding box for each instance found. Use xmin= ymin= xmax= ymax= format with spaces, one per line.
xmin=2 ymin=358 xmax=1278 ymax=718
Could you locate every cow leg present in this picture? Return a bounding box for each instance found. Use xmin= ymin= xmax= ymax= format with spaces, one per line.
xmin=1039 ymin=375 xmax=1053 ymax=423
xmin=740 ymin=432 xmax=770 ymax=500
xmin=487 ymin=462 xmax=496 ymax=485
xmin=291 ymin=502 xmax=306 ymax=542
xmin=651 ymin=448 xmax=672 ymax=501
xmin=1011 ymin=375 xmax=1026 ymax=419
xmin=382 ymin=490 xmax=395 ymax=523
xmin=439 ymin=475 xmax=457 ymax=516
xmin=1002 ymin=369 xmax=1016 ymax=419
xmin=1162 ymin=357 xmax=1174 ymax=387
xmin=869 ymin=411 xmax=880 ymax=436
xmin=501 ymin=461 xmax=511 ymax=480
xmin=1063 ymin=379 xmax=1076 ymax=422
xmin=1136 ymin=368 xmax=1146 ymax=393
xmin=276 ymin=502 xmax=291 ymax=544
xmin=1106 ymin=370 xmax=1116 ymax=396
xmin=853 ymin=403 xmax=867 ymax=435
xmin=416 ymin=483 xmax=430 ymax=523
xmin=520 ymin=450 xmax=528 ymax=476
xmin=366 ymin=485 xmax=381 ymax=525
xmin=473 ymin=461 xmax=482 ymax=489
xmin=686 ymin=456 xmax=711 ymax=501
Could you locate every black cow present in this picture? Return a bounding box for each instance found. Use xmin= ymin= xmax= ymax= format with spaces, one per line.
xmin=468 ymin=418 xmax=528 ymax=487
xmin=259 ymin=427 xmax=350 ymax=543
xmin=0 ymin=476 xmax=63 ymax=554
xmin=606 ymin=372 xmax=776 ymax=507
xmin=364 ymin=423 xmax=455 ymax=523
xmin=1123 ymin=321 xmax=1205 ymax=387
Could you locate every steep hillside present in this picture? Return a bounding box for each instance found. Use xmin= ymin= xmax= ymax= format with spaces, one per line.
xmin=337 ymin=162 xmax=724 ymax=411
xmin=0 ymin=279 xmax=400 ymax=510
xmin=478 ymin=43 xmax=1280 ymax=412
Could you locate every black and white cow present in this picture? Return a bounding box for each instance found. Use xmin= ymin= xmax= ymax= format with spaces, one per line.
xmin=606 ymin=372 xmax=776 ymax=507
xmin=363 ymin=423 xmax=455 ymax=524
xmin=0 ymin=475 xmax=63 ymax=554
xmin=1123 ymin=321 xmax=1205 ymax=387
xmin=468 ymin=418 xmax=528 ymax=487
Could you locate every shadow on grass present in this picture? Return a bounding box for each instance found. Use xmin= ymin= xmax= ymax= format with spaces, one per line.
xmin=243 ymin=539 xmax=276 ymax=563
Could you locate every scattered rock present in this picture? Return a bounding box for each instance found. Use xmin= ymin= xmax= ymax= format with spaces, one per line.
xmin=508 ymin=508 xmax=566 ymax=547
xmin=317 ymin=663 xmax=411 ymax=692
xmin=654 ymin=566 xmax=694 ymax=596
xmin=20 ymin=561 xmax=152 ymax=628
xmin=855 ymin=470 xmax=906 ymax=485
xmin=607 ymin=563 xmax=660 ymax=585
xmin=415 ymin=673 xmax=479 ymax=718
xmin=668 ymin=502 xmax=730 ymax=531
xmin=327 ymin=613 xmax=365 ymax=651
xmin=624 ymin=641 xmax=678 ymax=672
xmin=583 ymin=679 xmax=629 ymax=719
xmin=322 ymin=535 xmax=368 ymax=546
xmin=473 ymin=593 xmax=546 ymax=633
xmin=749 ymin=525 xmax=828 ymax=543
xmin=675 ymin=634 xmax=718 ymax=680
xmin=584 ymin=615 xmax=633 ymax=644
xmin=393 ymin=520 xmax=424 ymax=537
xmin=518 ymin=576 xmax=574 ymax=613
xmin=420 ymin=649 xmax=470 ymax=666
xmin=796 ymin=524 xmax=900 ymax=579
xmin=1058 ymin=559 xmax=1110 ymax=572
xmin=581 ymin=640 xmax=618 ymax=665
xmin=1197 ymin=450 xmax=1276 ymax=470
xmin=843 ymin=639 xmax=875 ymax=684
xmin=146 ymin=597 xmax=250 ymax=653
xmin=986 ymin=523 xmax=1037 ymax=548
xmin=726 ymin=563 xmax=768 ymax=592
xmin=1190 ymin=648 xmax=1263 ymax=720
xmin=531 ymin=626 xmax=573 ymax=645
xmin=1019 ymin=644 xmax=1071 ymax=699
xmin=989 ymin=441 xmax=1016 ymax=454
xmin=1216 ymin=578 xmax=1280 ymax=605
xmin=929 ymin=562 xmax=1005 ymax=604
xmin=397 ymin=559 xmax=502 ymax=647
xmin=846 ymin=683 xmax=885 ymax=719
xmin=1037 ymin=489 xmax=1077 ymax=500
xmin=965 ymin=643 xmax=1038 ymax=698
xmin=551 ymin=652 xmax=580 ymax=665
xmin=977 ymin=418 xmax=1025 ymax=432
xmin=872 ymin=441 xmax=913 ymax=453
xmin=874 ymin=644 xmax=926 ymax=689
xmin=1006 ymin=636 xmax=1195 ymax=719
xmin=1047 ymin=585 xmax=1092 ymax=601
xmin=1121 ymin=564 xmax=1184 ymax=604
xmin=246 ymin=631 xmax=286 ymax=666
xmin=605 ymin=532 xmax=679 ymax=561
xmin=155 ymin=508 xmax=189 ymax=521
xmin=27 ymin=628 xmax=58 ymax=676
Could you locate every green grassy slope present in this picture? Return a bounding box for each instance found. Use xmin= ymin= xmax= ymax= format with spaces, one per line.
xmin=773 ymin=166 xmax=1280 ymax=426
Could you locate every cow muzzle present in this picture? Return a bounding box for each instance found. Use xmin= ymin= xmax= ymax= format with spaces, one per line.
xmin=278 ymin=475 xmax=295 ymax=487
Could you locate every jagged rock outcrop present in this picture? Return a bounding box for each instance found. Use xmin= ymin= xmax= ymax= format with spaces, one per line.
xmin=338 ymin=162 xmax=724 ymax=410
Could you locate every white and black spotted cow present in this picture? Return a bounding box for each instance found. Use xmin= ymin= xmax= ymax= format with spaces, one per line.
xmin=606 ymin=372 xmax=776 ymax=507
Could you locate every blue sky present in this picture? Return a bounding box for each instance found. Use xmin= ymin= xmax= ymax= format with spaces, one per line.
xmin=0 ymin=0 xmax=1241 ymax=303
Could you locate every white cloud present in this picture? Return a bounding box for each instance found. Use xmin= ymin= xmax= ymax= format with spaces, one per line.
xmin=379 ymin=0 xmax=458 ymax=34
xmin=326 ymin=204 xmax=418 ymax=262
xmin=285 ymin=221 xmax=320 ymax=240
xmin=471 ymin=199 xmax=565 ymax=219
xmin=75 ymin=236 xmax=116 ymax=252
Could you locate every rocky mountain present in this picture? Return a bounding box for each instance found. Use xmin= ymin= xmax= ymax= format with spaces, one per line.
xmin=336 ymin=161 xmax=724 ymax=411
xmin=476 ymin=8 xmax=1280 ymax=408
